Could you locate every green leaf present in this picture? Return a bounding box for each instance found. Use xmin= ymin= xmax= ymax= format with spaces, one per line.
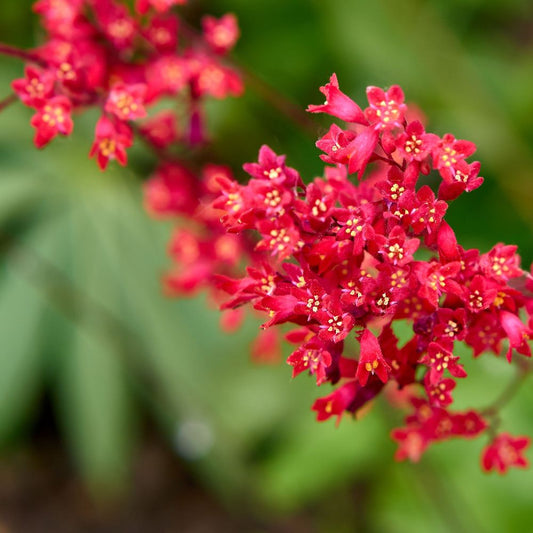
xmin=0 ymin=255 xmax=44 ymax=444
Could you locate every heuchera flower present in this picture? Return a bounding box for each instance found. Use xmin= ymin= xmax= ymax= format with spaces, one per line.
xmin=30 ymin=96 xmax=73 ymax=148
xmin=202 ymin=14 xmax=240 ymax=55
xmin=89 ymin=115 xmax=133 ymax=170
xmin=482 ymin=433 xmax=530 ymax=474
xmin=12 ymin=66 xmax=55 ymax=107
xmin=105 ymin=83 xmax=147 ymax=121
xmin=8 ymin=0 xmax=243 ymax=168
xmin=213 ymin=75 xmax=533 ymax=472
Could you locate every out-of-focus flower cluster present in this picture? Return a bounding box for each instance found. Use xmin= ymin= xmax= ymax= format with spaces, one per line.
xmin=10 ymin=0 xmax=242 ymax=167
xmin=5 ymin=0 xmax=252 ymax=309
xmin=143 ymin=162 xmax=259 ymax=318
xmin=212 ymin=74 xmax=532 ymax=473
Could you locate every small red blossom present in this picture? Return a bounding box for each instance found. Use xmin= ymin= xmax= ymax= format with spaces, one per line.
xmin=12 ymin=66 xmax=55 ymax=107
xmin=438 ymin=160 xmax=483 ymax=200
xmin=139 ymin=111 xmax=179 ymax=149
xmin=482 ymin=433 xmax=530 ymax=474
xmin=356 ymin=329 xmax=390 ymax=386
xmin=499 ymin=310 xmax=532 ymax=362
xmin=251 ymin=328 xmax=281 ymax=364
xmin=243 ymin=145 xmax=301 ymax=187
xmin=30 ymin=96 xmax=73 ymax=148
xmin=143 ymin=163 xmax=198 ymax=217
xmin=365 ymin=85 xmax=406 ymax=130
xmin=433 ymin=133 xmax=476 ymax=172
xmin=420 ymin=342 xmax=467 ymax=382
xmin=396 ymin=120 xmax=439 ymax=163
xmin=425 ymin=376 xmax=455 ymax=407
xmin=312 ymin=381 xmax=358 ymax=423
xmin=391 ymin=427 xmax=429 ymax=462
xmin=202 ymin=14 xmax=239 ymax=55
xmin=146 ymin=56 xmax=190 ymax=101
xmin=287 ymin=336 xmax=333 ymax=385
xmin=480 ymin=243 xmax=523 ymax=283
xmin=89 ymin=115 xmax=133 ymax=170
xmin=105 ymin=83 xmax=147 ymax=121
xmin=307 ymin=73 xmax=366 ymax=124
xmin=143 ymin=13 xmax=179 ymax=52
xmin=315 ymin=123 xmax=357 ymax=166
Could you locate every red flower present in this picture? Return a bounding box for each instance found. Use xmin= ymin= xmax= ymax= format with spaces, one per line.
xmin=139 ymin=111 xmax=179 ymax=149
xmin=105 ymin=83 xmax=147 ymax=121
xmin=89 ymin=115 xmax=133 ymax=170
xmin=251 ymin=328 xmax=281 ymax=364
xmin=315 ymin=123 xmax=356 ymax=166
xmin=499 ymin=310 xmax=533 ymax=362
xmin=12 ymin=66 xmax=55 ymax=107
xmin=243 ymin=145 xmax=301 ymax=187
xmin=307 ymin=73 xmax=366 ymax=124
xmin=30 ymin=96 xmax=73 ymax=148
xmin=396 ymin=120 xmax=439 ymax=163
xmin=341 ymin=127 xmax=379 ymax=176
xmin=356 ymin=329 xmax=390 ymax=386
xmin=480 ymin=243 xmax=523 ymax=283
xmin=433 ymin=133 xmax=476 ymax=171
xmin=143 ymin=13 xmax=179 ymax=52
xmin=419 ymin=341 xmax=467 ymax=383
xmin=202 ymin=14 xmax=239 ymax=55
xmin=143 ymin=163 xmax=198 ymax=217
xmin=482 ymin=433 xmax=530 ymax=474
xmin=391 ymin=427 xmax=429 ymax=462
xmin=364 ymin=85 xmax=406 ymax=130
xmin=312 ymin=381 xmax=358 ymax=423
xmin=287 ymin=336 xmax=332 ymax=385
xmin=424 ymin=376 xmax=455 ymax=407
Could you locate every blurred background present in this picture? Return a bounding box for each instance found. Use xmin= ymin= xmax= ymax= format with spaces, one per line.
xmin=1 ymin=0 xmax=533 ymax=531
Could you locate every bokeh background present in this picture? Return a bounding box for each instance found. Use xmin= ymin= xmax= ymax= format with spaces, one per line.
xmin=1 ymin=0 xmax=533 ymax=531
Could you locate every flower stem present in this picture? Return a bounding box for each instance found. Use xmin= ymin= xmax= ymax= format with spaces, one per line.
xmin=481 ymin=358 xmax=532 ymax=419
xmin=0 ymin=43 xmax=46 ymax=66
xmin=238 ymin=66 xmax=318 ymax=137
xmin=0 ymin=93 xmax=17 ymax=112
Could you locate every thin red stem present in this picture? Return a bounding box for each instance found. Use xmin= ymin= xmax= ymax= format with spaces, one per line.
xmin=0 ymin=43 xmax=47 ymax=67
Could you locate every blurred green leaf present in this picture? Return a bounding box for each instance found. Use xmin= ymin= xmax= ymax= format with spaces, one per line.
xmin=57 ymin=325 xmax=135 ymax=495
xmin=0 ymin=258 xmax=44 ymax=444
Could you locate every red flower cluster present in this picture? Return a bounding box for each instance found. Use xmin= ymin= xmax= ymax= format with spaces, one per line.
xmin=10 ymin=0 xmax=242 ymax=168
xmin=213 ymin=74 xmax=532 ymax=473
xmin=143 ymin=162 xmax=256 ymax=310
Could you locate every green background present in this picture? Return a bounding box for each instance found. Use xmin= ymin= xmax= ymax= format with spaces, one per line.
xmin=0 ymin=0 xmax=532 ymax=531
